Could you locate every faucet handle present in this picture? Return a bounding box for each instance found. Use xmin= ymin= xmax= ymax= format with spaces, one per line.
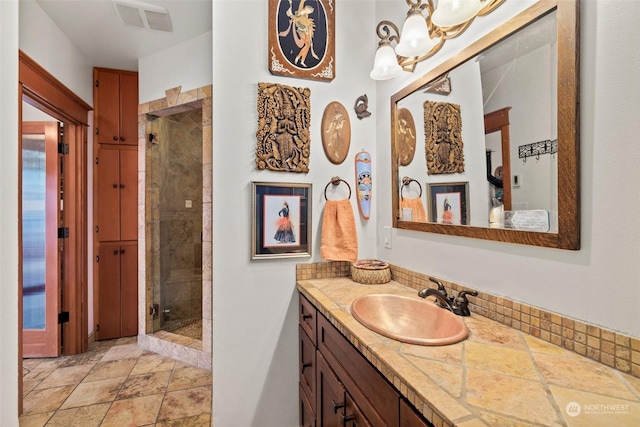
xmin=453 ymin=289 xmax=478 ymax=316
xmin=429 ymin=278 xmax=452 ymax=301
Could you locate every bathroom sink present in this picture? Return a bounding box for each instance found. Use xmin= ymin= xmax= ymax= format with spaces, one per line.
xmin=350 ymin=294 xmax=469 ymax=346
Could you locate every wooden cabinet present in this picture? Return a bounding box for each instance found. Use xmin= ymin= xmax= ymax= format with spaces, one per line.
xmin=93 ymin=67 xmax=138 ymax=340
xmin=94 ymin=68 xmax=138 ymax=145
xmin=95 ymin=146 xmax=137 ymax=242
xmin=96 ymin=241 xmax=137 ymax=340
xmin=299 ymin=293 xmax=434 ymax=427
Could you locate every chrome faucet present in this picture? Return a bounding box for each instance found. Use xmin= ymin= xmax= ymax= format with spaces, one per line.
xmin=418 ymin=278 xmax=478 ymax=316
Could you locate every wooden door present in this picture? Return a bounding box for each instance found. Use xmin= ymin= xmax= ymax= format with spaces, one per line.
xmin=21 ymin=121 xmax=60 ymax=358
xmin=317 ymin=352 xmax=345 ymax=427
xmin=120 ymin=242 xmax=138 ymax=337
xmin=95 ymin=69 xmax=120 ymax=144
xmin=96 ymin=147 xmax=121 ymax=241
xmin=97 ymin=243 xmax=122 ymax=340
xmin=119 ymin=72 xmax=138 ymax=145
xmin=120 ymin=149 xmax=138 ymax=241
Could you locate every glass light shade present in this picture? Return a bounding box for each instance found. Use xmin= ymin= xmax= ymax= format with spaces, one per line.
xmin=431 ymin=0 xmax=482 ymax=27
xmin=395 ymin=12 xmax=435 ymax=58
xmin=370 ymin=43 xmax=403 ymax=80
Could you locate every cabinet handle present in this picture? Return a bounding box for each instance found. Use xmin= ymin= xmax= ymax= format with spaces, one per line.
xmin=112 ymin=183 xmax=118 ymax=188
xmin=301 ymin=362 xmax=312 ymax=372
xmin=120 ymin=183 xmax=125 ymax=189
xmin=113 ymin=250 xmax=118 ymax=255
xmin=113 ymin=136 xmax=118 ymax=141
xmin=120 ymin=136 xmax=126 ymax=141
xmin=332 ymin=400 xmax=344 ymax=414
xmin=120 ymin=249 xmax=125 ymax=254
xmin=302 ymin=313 xmax=312 ymax=320
xmin=341 ymin=413 xmax=355 ymax=426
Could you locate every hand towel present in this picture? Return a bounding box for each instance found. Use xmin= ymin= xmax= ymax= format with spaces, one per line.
xmin=320 ymin=199 xmax=358 ymax=262
xmin=400 ymin=197 xmax=427 ymax=222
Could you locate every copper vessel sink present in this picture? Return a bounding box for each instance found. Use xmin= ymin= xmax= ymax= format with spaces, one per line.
xmin=350 ymin=294 xmax=469 ymax=346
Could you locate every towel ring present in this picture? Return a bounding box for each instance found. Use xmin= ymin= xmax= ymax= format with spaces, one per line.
xmin=400 ymin=176 xmax=422 ymax=199
xmin=324 ymin=176 xmax=351 ymax=200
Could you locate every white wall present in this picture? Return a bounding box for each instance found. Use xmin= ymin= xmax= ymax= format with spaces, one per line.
xmin=0 ymin=1 xmax=20 ymax=425
xmin=139 ymin=31 xmax=213 ymax=103
xmin=212 ymin=1 xmax=376 ymax=425
xmin=376 ymin=0 xmax=640 ymax=338
xmin=19 ymin=0 xmax=93 ymax=104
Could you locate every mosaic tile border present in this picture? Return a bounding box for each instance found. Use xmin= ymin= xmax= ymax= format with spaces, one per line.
xmin=296 ymin=261 xmax=640 ymax=380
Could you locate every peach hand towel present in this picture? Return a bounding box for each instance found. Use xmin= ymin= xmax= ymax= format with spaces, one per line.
xmin=320 ymin=199 xmax=358 ymax=262
xmin=400 ymin=197 xmax=427 ymax=222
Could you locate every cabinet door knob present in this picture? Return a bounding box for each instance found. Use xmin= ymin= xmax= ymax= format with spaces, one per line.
xmin=113 ymin=250 xmax=119 ymax=255
xmin=120 ymin=136 xmax=125 ymax=141
xmin=341 ymin=413 xmax=355 ymax=426
xmin=120 ymin=183 xmax=125 ymax=189
xmin=113 ymin=136 xmax=118 ymax=141
xmin=112 ymin=183 xmax=118 ymax=188
xmin=302 ymin=313 xmax=312 ymax=320
xmin=301 ymin=362 xmax=312 ymax=372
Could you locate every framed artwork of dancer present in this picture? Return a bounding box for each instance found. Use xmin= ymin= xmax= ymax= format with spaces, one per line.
xmin=252 ymin=182 xmax=312 ymax=259
xmin=268 ymin=0 xmax=335 ymax=82
xmin=427 ymin=182 xmax=469 ymax=226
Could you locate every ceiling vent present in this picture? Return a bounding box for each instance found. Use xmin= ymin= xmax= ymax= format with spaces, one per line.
xmin=113 ymin=0 xmax=173 ymax=32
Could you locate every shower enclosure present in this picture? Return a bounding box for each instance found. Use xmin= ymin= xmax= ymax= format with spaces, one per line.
xmin=138 ymin=85 xmax=212 ymax=370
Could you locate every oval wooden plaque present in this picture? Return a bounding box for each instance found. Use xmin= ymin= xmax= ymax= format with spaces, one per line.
xmin=321 ymin=101 xmax=351 ymax=164
xmin=397 ymin=108 xmax=417 ymax=166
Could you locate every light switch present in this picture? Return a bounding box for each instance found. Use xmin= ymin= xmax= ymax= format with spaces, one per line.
xmin=384 ymin=226 xmax=392 ymax=249
xmin=185 ymin=200 xmax=192 ymax=208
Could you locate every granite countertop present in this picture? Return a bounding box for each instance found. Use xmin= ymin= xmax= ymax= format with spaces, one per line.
xmin=297 ymin=278 xmax=640 ymax=427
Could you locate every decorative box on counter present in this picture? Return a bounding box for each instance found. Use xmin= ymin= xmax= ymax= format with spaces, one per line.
xmin=351 ymin=260 xmax=391 ymax=284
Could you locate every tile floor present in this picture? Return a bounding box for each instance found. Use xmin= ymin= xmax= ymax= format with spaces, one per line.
xmin=19 ymin=337 xmax=212 ymax=427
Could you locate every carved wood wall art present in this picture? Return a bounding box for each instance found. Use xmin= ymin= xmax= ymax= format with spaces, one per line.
xmin=321 ymin=101 xmax=350 ymax=164
xmin=397 ymin=108 xmax=416 ymax=166
xmin=424 ymin=101 xmax=464 ymax=174
xmin=256 ymin=82 xmax=311 ymax=173
xmin=269 ymin=0 xmax=335 ymax=82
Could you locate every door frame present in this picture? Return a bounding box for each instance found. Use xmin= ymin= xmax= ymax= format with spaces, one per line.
xmin=18 ymin=50 xmax=91 ymax=413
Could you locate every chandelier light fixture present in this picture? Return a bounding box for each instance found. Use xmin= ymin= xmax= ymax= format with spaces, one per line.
xmin=370 ymin=0 xmax=505 ymax=80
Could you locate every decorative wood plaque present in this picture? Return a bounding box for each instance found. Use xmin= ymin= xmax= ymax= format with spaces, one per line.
xmin=269 ymin=0 xmax=335 ymax=82
xmin=256 ymin=82 xmax=311 ymax=173
xmin=321 ymin=101 xmax=350 ymax=164
xmin=424 ymin=101 xmax=465 ymax=174
xmin=397 ymin=108 xmax=416 ymax=166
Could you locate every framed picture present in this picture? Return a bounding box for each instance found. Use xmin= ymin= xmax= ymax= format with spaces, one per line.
xmin=427 ymin=182 xmax=469 ymax=225
xmin=252 ymin=182 xmax=312 ymax=259
xmin=268 ymin=0 xmax=335 ymax=82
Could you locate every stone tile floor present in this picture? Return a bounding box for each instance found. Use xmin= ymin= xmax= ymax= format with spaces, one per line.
xmin=19 ymin=337 xmax=212 ymax=426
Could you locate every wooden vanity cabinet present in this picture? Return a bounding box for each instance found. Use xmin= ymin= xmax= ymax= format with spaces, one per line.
xmin=299 ymin=293 xmax=434 ymax=427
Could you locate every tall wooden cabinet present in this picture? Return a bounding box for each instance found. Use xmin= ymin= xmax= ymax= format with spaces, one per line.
xmin=93 ymin=67 xmax=139 ymax=340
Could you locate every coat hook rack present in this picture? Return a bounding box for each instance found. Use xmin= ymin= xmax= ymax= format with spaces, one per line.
xmin=518 ymin=139 xmax=558 ymax=160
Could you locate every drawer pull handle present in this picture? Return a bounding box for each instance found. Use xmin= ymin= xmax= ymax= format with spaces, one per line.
xmin=302 ymin=313 xmax=312 ymax=320
xmin=332 ymin=400 xmax=344 ymax=414
xmin=301 ymin=362 xmax=312 ymax=372
xmin=341 ymin=413 xmax=355 ymax=426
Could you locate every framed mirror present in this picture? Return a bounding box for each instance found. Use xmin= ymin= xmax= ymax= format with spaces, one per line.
xmin=391 ymin=0 xmax=579 ymax=249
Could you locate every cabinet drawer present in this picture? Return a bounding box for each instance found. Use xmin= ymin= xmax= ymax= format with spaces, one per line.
xmin=318 ymin=314 xmax=399 ymax=427
xmin=299 ymin=293 xmax=317 ymax=344
xmin=300 ymin=326 xmax=316 ymax=409
xmin=300 ymin=382 xmax=316 ymax=427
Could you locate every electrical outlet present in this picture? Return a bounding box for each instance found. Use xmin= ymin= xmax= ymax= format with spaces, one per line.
xmin=384 ymin=226 xmax=392 ymax=249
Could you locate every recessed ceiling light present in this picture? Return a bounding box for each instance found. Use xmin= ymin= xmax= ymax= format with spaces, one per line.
xmin=112 ymin=0 xmax=172 ymax=32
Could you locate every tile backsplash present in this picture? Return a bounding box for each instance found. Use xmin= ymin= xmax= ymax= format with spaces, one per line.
xmin=296 ymin=261 xmax=640 ymax=379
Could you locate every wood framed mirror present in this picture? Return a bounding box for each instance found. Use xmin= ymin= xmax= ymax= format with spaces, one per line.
xmin=391 ymin=0 xmax=579 ymax=249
